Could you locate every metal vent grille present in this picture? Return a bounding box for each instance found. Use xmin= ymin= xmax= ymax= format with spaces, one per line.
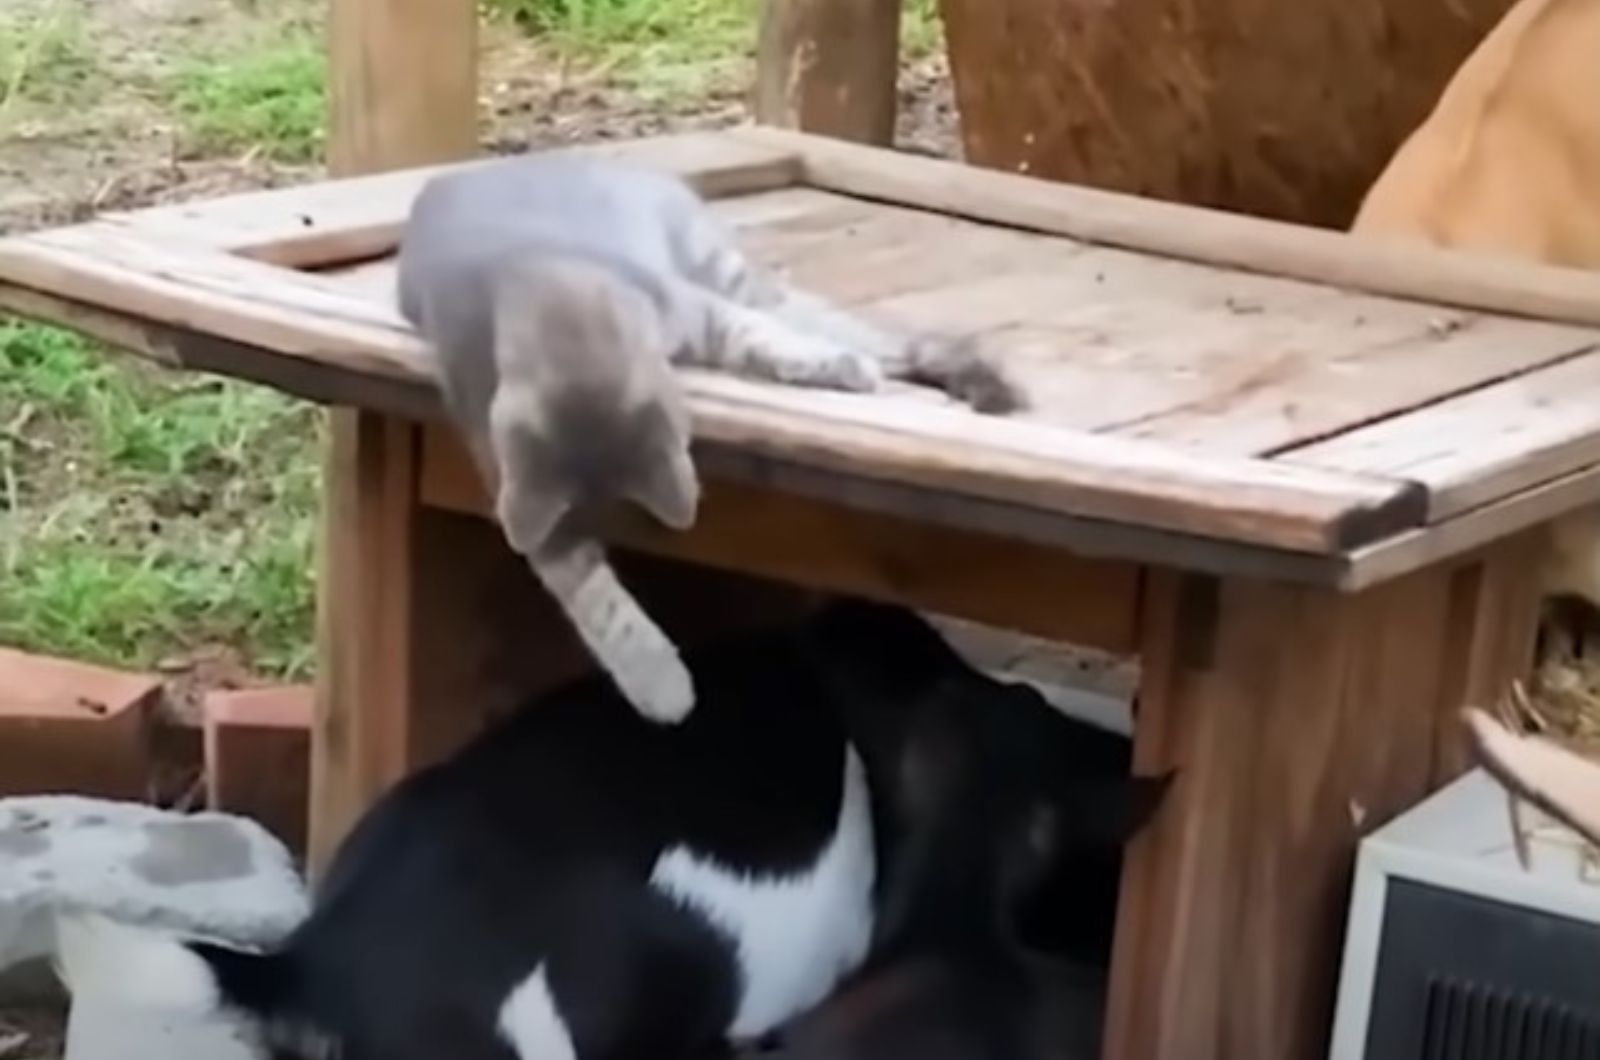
xmin=1420 ymin=976 xmax=1600 ymax=1059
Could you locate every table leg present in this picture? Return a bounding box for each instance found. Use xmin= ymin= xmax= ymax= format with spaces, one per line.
xmin=1103 ymin=530 xmax=1547 ymax=1060
xmin=307 ymin=413 xmax=587 ymax=876
xmin=307 ymin=416 xmax=822 ymax=875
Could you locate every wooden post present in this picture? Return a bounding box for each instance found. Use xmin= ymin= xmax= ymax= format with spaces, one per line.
xmin=754 ymin=0 xmax=903 ymax=145
xmin=1102 ymin=531 xmax=1546 ymax=1060
xmin=308 ymin=0 xmax=479 ymax=875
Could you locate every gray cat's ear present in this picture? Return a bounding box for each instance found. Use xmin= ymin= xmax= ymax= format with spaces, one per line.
xmin=627 ymin=446 xmax=700 ymax=531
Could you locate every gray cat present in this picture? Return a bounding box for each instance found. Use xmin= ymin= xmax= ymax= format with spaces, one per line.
xmin=397 ymin=152 xmax=1021 ymax=725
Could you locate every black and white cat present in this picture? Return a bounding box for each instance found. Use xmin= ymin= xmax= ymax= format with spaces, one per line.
xmin=395 ymin=155 xmax=1022 ymax=727
xmin=747 ymin=685 xmax=1169 ymax=1060
xmin=54 ymin=600 xmax=1068 ymax=1060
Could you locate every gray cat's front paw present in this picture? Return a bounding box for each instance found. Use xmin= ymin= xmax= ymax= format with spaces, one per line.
xmin=624 ymin=655 xmax=697 ymax=725
xmin=904 ymin=334 xmax=1026 ymax=415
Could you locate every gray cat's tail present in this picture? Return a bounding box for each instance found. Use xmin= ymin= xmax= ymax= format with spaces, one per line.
xmin=531 ymin=539 xmax=696 ymax=724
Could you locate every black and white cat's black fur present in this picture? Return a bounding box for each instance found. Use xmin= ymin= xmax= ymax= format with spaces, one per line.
xmin=747 ymin=691 xmax=1169 ymax=1060
xmin=395 ymin=154 xmax=1023 ymax=727
xmin=54 ymin=601 xmax=1075 ymax=1060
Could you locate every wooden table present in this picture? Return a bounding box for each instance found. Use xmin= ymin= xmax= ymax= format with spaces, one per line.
xmin=5 ymin=127 xmax=1600 ymax=1060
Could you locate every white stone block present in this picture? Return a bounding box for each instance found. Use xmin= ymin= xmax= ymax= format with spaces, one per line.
xmin=0 ymin=796 xmax=308 ymax=974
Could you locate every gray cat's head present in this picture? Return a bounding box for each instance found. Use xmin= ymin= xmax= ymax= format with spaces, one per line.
xmin=490 ymin=255 xmax=700 ymax=546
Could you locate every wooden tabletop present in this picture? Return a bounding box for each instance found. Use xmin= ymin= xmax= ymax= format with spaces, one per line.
xmin=4 ymin=127 xmax=1600 ymax=586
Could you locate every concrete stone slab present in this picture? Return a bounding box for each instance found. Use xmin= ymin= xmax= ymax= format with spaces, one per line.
xmin=0 ymin=796 xmax=308 ymax=984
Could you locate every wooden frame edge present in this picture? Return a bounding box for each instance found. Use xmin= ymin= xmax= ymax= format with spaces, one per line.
xmin=732 ymin=126 xmax=1600 ymax=332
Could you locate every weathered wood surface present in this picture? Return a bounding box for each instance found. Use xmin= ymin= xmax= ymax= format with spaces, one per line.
xmin=94 ymin=132 xmax=800 ymax=267
xmin=1106 ymin=531 xmax=1544 ymax=1060
xmin=306 ymin=0 xmax=480 ymax=878
xmin=419 ymin=423 xmax=1143 ymax=653
xmin=5 ymin=129 xmax=1600 ymax=571
xmin=939 ymin=0 xmax=1518 ymax=229
xmin=753 ymin=0 xmax=901 ymax=144
xmin=735 ymin=127 xmax=1600 ymax=331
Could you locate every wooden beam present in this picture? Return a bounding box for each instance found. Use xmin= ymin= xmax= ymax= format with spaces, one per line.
xmin=326 ymin=0 xmax=478 ymax=174
xmin=95 ymin=132 xmax=802 ymax=267
xmin=754 ymin=0 xmax=902 ymax=145
xmin=307 ymin=411 xmax=423 ymax=874
xmin=309 ymin=0 xmax=479 ymax=876
xmin=1104 ymin=532 xmax=1546 ymax=1060
xmin=418 ymin=424 xmax=1144 ymax=654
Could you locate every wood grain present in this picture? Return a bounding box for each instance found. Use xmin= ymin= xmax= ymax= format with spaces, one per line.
xmin=938 ymin=0 xmax=1516 ymax=228
xmin=327 ymin=0 xmax=477 ymax=175
xmin=733 ymin=126 xmax=1600 ymax=332
xmin=418 ymin=423 xmax=1144 ymax=653
xmin=307 ymin=0 xmax=479 ymax=879
xmin=98 ymin=132 xmax=801 ymax=266
xmin=1337 ymin=463 xmax=1600 ymax=592
xmin=1284 ymin=348 xmax=1600 ymax=520
xmin=710 ymin=189 xmax=1600 ymax=455
xmin=0 ymin=220 xmax=1432 ymax=552
xmin=754 ymin=0 xmax=901 ymax=145
xmin=1106 ymin=534 xmax=1544 ymax=1060
xmin=306 ymin=411 xmax=424 ymax=874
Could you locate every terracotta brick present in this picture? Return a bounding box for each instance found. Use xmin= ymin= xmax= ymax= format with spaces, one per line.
xmin=203 ymin=685 xmax=312 ymax=856
xmin=0 ymin=647 xmax=160 ymax=799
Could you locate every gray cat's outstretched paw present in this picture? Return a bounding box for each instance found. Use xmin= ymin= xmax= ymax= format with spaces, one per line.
xmin=903 ymin=334 xmax=1027 ymax=415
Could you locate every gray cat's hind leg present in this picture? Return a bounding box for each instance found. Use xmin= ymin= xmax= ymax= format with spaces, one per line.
xmin=752 ymin=283 xmax=1027 ymax=415
xmin=686 ymin=290 xmax=884 ymax=394
xmin=487 ymin=410 xmax=697 ymax=725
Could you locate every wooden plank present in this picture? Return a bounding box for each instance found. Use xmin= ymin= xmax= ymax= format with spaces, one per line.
xmin=328 ymin=0 xmax=477 ymax=172
xmin=308 ymin=0 xmax=479 ymax=879
xmin=0 ymin=286 xmax=1415 ymax=586
xmin=306 ymin=411 xmax=423 ymax=874
xmin=98 ymin=132 xmax=801 ymax=265
xmin=307 ymin=191 xmax=1599 ymax=461
xmin=754 ymin=0 xmax=902 ymax=145
xmin=0 ymin=222 xmax=423 ymax=374
xmin=418 ymin=424 xmax=1144 ymax=653
xmin=1105 ymin=538 xmax=1544 ymax=1060
xmin=676 ymin=377 xmax=1427 ymax=552
xmin=1110 ymin=319 xmax=1598 ymax=456
xmin=1284 ymin=349 xmax=1600 ymax=520
xmin=1338 ymin=463 xmax=1600 ymax=592
xmin=0 ymin=225 xmax=1429 ymax=551
xmin=732 ymin=126 xmax=1600 ymax=331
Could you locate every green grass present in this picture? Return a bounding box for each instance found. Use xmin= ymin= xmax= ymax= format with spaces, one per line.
xmin=482 ymin=0 xmax=945 ymax=97
xmin=0 ymin=0 xmax=950 ymax=682
xmin=0 ymin=1 xmax=99 ymax=114
xmin=167 ymin=29 xmax=326 ymax=163
xmin=0 ymin=320 xmax=321 ymax=677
